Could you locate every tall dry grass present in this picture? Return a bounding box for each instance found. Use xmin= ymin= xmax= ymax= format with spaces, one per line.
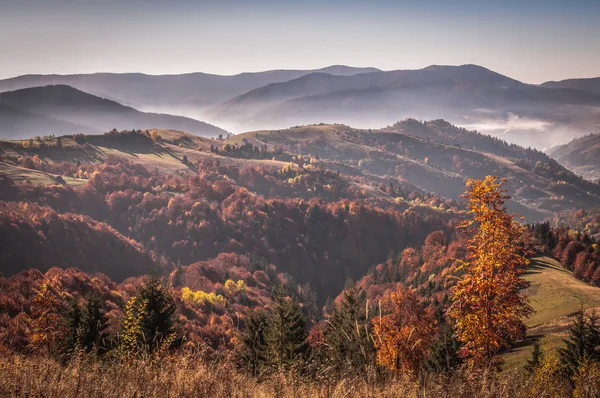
xmin=0 ymin=353 xmax=580 ymax=398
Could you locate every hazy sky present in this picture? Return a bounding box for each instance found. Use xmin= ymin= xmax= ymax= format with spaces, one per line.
xmin=1 ymin=0 xmax=599 ymax=83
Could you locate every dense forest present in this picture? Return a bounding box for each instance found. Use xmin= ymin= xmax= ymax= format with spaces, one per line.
xmin=1 ymin=126 xmax=600 ymax=397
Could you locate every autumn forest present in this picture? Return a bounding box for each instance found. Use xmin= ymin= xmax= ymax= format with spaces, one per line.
xmin=0 ymin=118 xmax=598 ymax=398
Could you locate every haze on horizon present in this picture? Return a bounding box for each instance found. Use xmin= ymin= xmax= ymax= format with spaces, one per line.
xmin=1 ymin=0 xmax=599 ymax=83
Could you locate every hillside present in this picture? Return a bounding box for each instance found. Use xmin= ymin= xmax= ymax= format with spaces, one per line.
xmin=206 ymin=65 xmax=600 ymax=148
xmin=0 ymin=85 xmax=228 ymax=139
xmin=547 ymin=133 xmax=600 ymax=181
xmin=542 ymin=77 xmax=600 ymax=96
xmin=0 ymin=102 xmax=94 ymax=139
xmin=229 ymin=122 xmax=600 ymax=220
xmin=0 ymin=201 xmax=164 ymax=281
xmin=0 ymin=66 xmax=380 ymax=116
xmin=502 ymin=256 xmax=600 ymax=368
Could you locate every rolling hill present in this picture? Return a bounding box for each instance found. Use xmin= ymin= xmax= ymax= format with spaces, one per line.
xmin=542 ymin=77 xmax=600 ymax=96
xmin=228 ymin=121 xmax=600 ymax=220
xmin=0 ymin=102 xmax=92 ymax=139
xmin=547 ymin=133 xmax=600 ymax=181
xmin=0 ymin=66 xmax=380 ymax=117
xmin=0 ymin=85 xmax=228 ymax=139
xmin=502 ymin=256 xmax=600 ymax=368
xmin=207 ymin=65 xmax=600 ymax=148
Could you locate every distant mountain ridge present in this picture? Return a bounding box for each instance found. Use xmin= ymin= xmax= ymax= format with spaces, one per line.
xmin=2 ymin=65 xmax=600 ymax=149
xmin=205 ymin=65 xmax=600 ymax=148
xmin=0 ymin=66 xmax=380 ymax=115
xmin=0 ymin=85 xmax=227 ymax=139
xmin=548 ymin=133 xmax=600 ymax=181
xmin=541 ymin=77 xmax=600 ymax=96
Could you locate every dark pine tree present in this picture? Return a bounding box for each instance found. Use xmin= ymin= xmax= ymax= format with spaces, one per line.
xmin=239 ymin=310 xmax=269 ymax=376
xmin=63 ymin=300 xmax=82 ymax=355
xmin=137 ymin=275 xmax=178 ymax=351
xmin=266 ymin=286 xmax=309 ymax=369
xmin=79 ymin=292 xmax=109 ymax=353
xmin=524 ymin=341 xmax=543 ymax=374
xmin=323 ymin=284 xmax=374 ymax=377
xmin=427 ymin=320 xmax=462 ymax=374
xmin=558 ymin=310 xmax=600 ymax=380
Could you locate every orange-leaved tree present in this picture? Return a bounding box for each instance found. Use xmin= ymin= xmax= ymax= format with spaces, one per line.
xmin=448 ymin=176 xmax=532 ymax=367
xmin=28 ymin=282 xmax=66 ymax=355
xmin=372 ymin=286 xmax=437 ymax=376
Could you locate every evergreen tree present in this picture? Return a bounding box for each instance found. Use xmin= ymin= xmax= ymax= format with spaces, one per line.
xmin=323 ymin=285 xmax=374 ymax=376
xmin=122 ymin=275 xmax=178 ymax=354
xmin=239 ymin=311 xmax=269 ymax=376
xmin=559 ymin=310 xmax=600 ymax=380
xmin=524 ymin=341 xmax=543 ymax=373
xmin=139 ymin=275 xmax=177 ymax=348
xmin=79 ymin=293 xmax=109 ymax=353
xmin=265 ymin=286 xmax=308 ymax=368
xmin=64 ymin=300 xmax=82 ymax=354
xmin=427 ymin=321 xmax=462 ymax=374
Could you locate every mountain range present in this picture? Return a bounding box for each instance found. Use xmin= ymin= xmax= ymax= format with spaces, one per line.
xmin=206 ymin=65 xmax=600 ymax=148
xmin=1 ymin=64 xmax=599 ymax=150
xmin=0 ymin=66 xmax=379 ymax=116
xmin=0 ymin=85 xmax=227 ymax=139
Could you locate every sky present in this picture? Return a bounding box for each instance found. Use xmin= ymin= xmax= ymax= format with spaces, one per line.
xmin=1 ymin=0 xmax=599 ymax=83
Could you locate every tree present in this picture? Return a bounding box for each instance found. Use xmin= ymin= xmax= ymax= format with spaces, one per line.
xmin=265 ymin=286 xmax=308 ymax=369
xmin=64 ymin=299 xmax=82 ymax=354
xmin=525 ymin=341 xmax=543 ymax=373
xmin=323 ymin=284 xmax=375 ymax=377
xmin=448 ymin=176 xmax=533 ymax=368
xmin=79 ymin=293 xmax=109 ymax=353
xmin=427 ymin=321 xmax=462 ymax=374
xmin=182 ymin=155 xmax=189 ymax=165
xmin=372 ymin=286 xmax=436 ymax=376
xmin=121 ymin=275 xmax=177 ymax=355
xmin=239 ymin=310 xmax=269 ymax=376
xmin=28 ymin=283 xmax=65 ymax=355
xmin=559 ymin=310 xmax=600 ymax=381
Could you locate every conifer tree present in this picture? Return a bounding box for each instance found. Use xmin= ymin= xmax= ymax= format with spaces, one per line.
xmin=323 ymin=284 xmax=374 ymax=376
xmin=137 ymin=275 xmax=177 ymax=350
xmin=265 ymin=286 xmax=308 ymax=368
xmin=121 ymin=275 xmax=178 ymax=355
xmin=64 ymin=300 xmax=82 ymax=354
xmin=79 ymin=293 xmax=109 ymax=353
xmin=427 ymin=321 xmax=462 ymax=374
xmin=559 ymin=310 xmax=600 ymax=380
xmin=239 ymin=310 xmax=269 ymax=376
xmin=525 ymin=341 xmax=543 ymax=374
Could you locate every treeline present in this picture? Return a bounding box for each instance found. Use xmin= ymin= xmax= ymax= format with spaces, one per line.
xmin=531 ymin=222 xmax=600 ymax=285
xmin=209 ymin=141 xmax=287 ymax=161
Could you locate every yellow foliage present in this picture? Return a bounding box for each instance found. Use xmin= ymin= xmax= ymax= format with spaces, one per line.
xmin=573 ymin=358 xmax=600 ymax=398
xmin=525 ymin=350 xmax=571 ymax=397
xmin=120 ymin=295 xmax=148 ymax=357
xmin=224 ymin=279 xmax=247 ymax=293
xmin=181 ymin=287 xmax=226 ymax=307
xmin=448 ymin=176 xmax=532 ymax=368
xmin=28 ymin=283 xmax=64 ymax=354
